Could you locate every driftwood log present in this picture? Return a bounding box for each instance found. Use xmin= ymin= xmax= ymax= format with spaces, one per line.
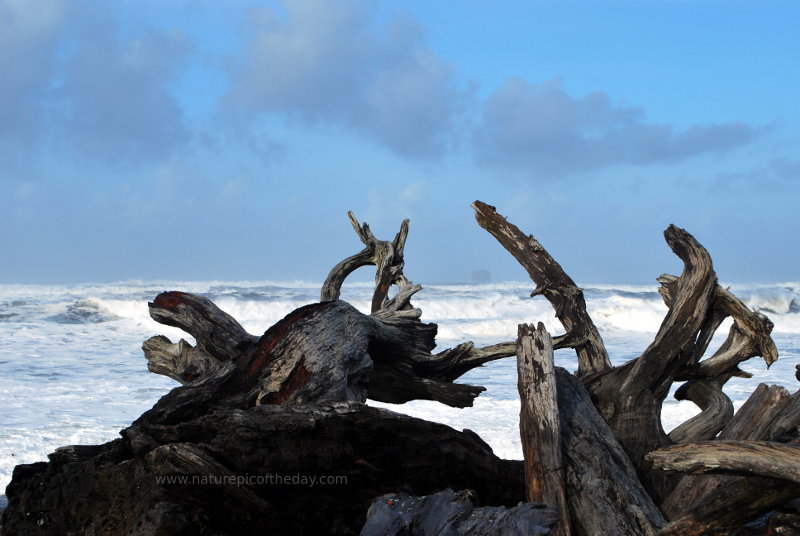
xmin=2 ymin=203 xmax=798 ymax=536
xmin=517 ymin=323 xmax=571 ymax=535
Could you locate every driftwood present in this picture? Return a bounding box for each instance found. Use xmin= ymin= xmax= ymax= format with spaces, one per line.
xmin=2 ymin=202 xmax=798 ymax=536
xmin=471 ymin=201 xmax=797 ymax=531
xmin=517 ymin=323 xmax=570 ymax=535
xmin=320 ymin=211 xmax=421 ymax=317
xmin=473 ymin=201 xmax=611 ymax=378
xmin=648 ymin=440 xmax=800 ymax=484
xmin=2 ymin=403 xmax=526 ymax=535
xmin=660 ymin=383 xmax=795 ymax=518
xmin=555 ymin=367 xmax=667 ymax=536
xmin=361 ymin=488 xmax=558 ymax=536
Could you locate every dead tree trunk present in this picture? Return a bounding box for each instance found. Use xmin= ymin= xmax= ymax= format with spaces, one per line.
xmin=554 ymin=367 xmax=667 ymax=536
xmin=517 ymin=322 xmax=571 ymax=535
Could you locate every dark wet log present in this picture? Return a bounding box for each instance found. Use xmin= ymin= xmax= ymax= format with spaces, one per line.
xmin=648 ymin=440 xmax=800 ymax=484
xmin=472 ymin=201 xmax=611 ymax=378
xmin=361 ymin=488 xmax=558 ymax=536
xmin=656 ymin=479 xmax=800 ymax=536
xmin=555 ymin=368 xmax=666 ymax=536
xmin=517 ymin=323 xmax=571 ymax=535
xmin=668 ymin=378 xmax=734 ymax=443
xmin=1 ymin=403 xmax=526 ymax=535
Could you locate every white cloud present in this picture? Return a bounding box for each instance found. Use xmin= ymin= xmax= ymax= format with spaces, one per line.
xmin=0 ymin=0 xmax=194 ymax=172
xmin=223 ymin=0 xmax=471 ymax=159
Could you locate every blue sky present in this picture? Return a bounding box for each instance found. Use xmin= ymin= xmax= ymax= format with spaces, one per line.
xmin=1 ymin=0 xmax=798 ymax=285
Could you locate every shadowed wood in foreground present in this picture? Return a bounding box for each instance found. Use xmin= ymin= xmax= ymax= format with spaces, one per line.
xmin=361 ymin=488 xmax=558 ymax=536
xmin=2 ymin=403 xmax=527 ymax=535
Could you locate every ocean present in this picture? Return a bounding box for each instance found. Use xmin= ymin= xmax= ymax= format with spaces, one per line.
xmin=2 ymin=280 xmax=799 ymax=498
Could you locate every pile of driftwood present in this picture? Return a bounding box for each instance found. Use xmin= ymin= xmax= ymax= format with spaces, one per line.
xmin=2 ymin=202 xmax=798 ymax=535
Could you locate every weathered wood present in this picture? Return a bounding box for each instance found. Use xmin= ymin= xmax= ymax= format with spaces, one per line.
xmin=769 ymin=389 xmax=800 ymax=442
xmin=361 ymin=488 xmax=559 ymax=536
xmin=517 ymin=323 xmax=570 ymax=535
xmin=6 ymin=202 xmax=793 ymax=535
xmin=668 ymin=378 xmax=734 ymax=443
xmin=661 ymin=383 xmax=794 ymax=519
xmin=582 ymin=225 xmax=717 ymax=500
xmin=148 ymin=291 xmax=257 ymax=361
xmin=656 ymin=478 xmax=800 ymax=536
xmin=142 ymin=292 xmax=505 ymax=410
xmin=472 ymin=200 xmax=611 ymax=378
xmin=321 ymin=211 xmax=421 ymax=316
xmin=648 ymin=440 xmax=800 ymax=484
xmin=658 ymin=275 xmax=779 ymax=381
xmin=141 ymin=335 xmax=223 ymax=384
xmin=555 ymin=368 xmax=666 ymax=536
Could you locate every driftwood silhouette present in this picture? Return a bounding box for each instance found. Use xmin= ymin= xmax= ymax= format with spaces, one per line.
xmin=1 ymin=203 xmax=798 ymax=535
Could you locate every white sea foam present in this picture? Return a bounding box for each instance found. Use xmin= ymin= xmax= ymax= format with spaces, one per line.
xmin=1 ymin=280 xmax=799 ymax=494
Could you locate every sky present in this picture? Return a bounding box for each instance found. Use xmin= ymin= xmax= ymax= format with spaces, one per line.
xmin=1 ymin=0 xmax=798 ymax=285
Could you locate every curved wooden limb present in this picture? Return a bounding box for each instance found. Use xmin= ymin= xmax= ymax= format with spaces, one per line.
xmin=321 ymin=211 xmax=417 ymax=316
xmin=648 ymin=440 xmax=800 ymax=484
xmin=668 ymin=378 xmax=734 ymax=444
xmin=659 ymin=275 xmax=779 ymax=381
xmin=472 ymin=200 xmax=611 ymax=378
xmin=148 ymin=292 xmax=256 ymax=362
xmin=660 ymin=274 xmax=778 ymax=379
xmin=585 ymin=225 xmax=717 ymax=501
xmin=320 ymin=249 xmax=375 ymax=302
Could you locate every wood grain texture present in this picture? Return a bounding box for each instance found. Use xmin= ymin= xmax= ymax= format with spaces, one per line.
xmin=472 ymin=200 xmax=611 ymax=378
xmin=517 ymin=323 xmax=570 ymax=535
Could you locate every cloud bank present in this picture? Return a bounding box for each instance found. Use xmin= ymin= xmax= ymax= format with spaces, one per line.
xmin=0 ymin=0 xmax=192 ymax=171
xmin=223 ymin=0 xmax=470 ymax=160
xmin=473 ymin=78 xmax=758 ymax=175
xmin=0 ymin=0 xmax=763 ymax=177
